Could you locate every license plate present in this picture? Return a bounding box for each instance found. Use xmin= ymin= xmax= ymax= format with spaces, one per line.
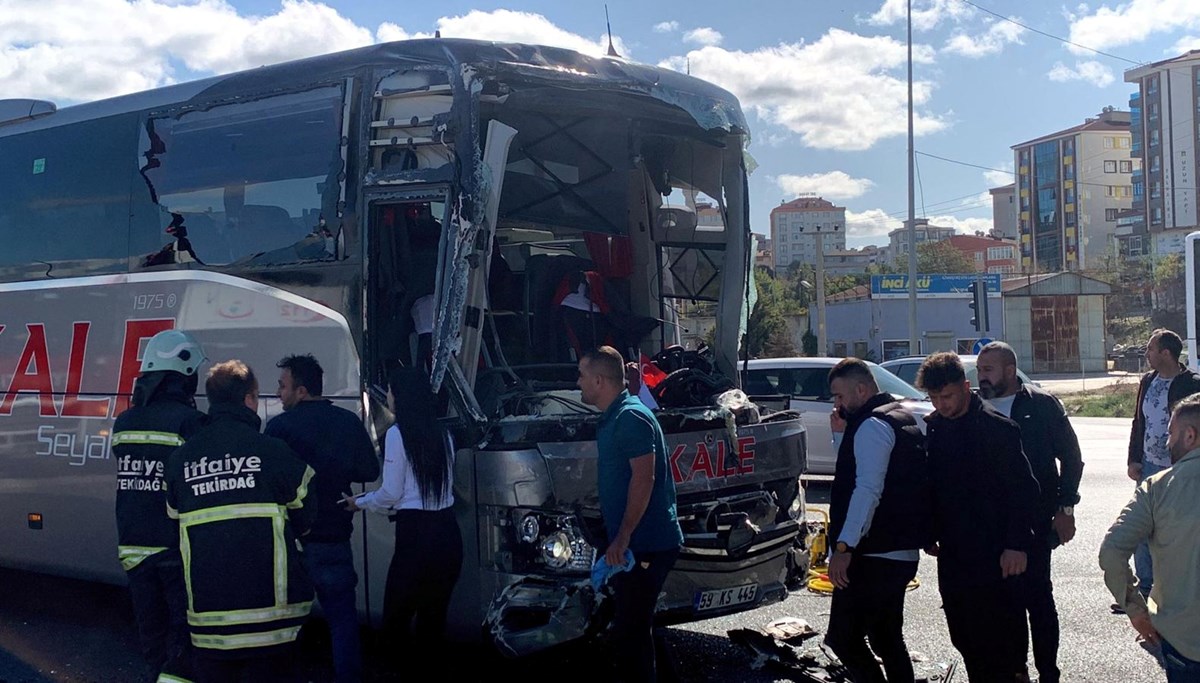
xmin=694 ymin=583 xmax=758 ymax=612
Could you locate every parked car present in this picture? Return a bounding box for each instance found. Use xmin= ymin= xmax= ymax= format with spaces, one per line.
xmin=742 ymin=358 xmax=932 ymax=475
xmin=880 ymin=354 xmax=1038 ymax=389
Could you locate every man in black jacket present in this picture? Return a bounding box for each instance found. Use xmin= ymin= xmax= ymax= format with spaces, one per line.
xmin=824 ymin=358 xmax=931 ymax=683
xmin=113 ymin=329 xmax=207 ymax=682
xmin=165 ymin=360 xmax=316 ymax=683
xmin=918 ymin=352 xmax=1040 ymax=683
xmin=265 ymin=354 xmax=380 ymax=683
xmin=976 ymin=342 xmax=1083 ymax=683
xmin=1126 ymin=329 xmax=1200 ymax=600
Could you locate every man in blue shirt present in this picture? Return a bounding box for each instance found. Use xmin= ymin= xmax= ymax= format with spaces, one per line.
xmin=578 ymin=346 xmax=683 ymax=683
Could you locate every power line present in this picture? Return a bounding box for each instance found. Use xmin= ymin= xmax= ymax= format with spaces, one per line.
xmin=955 ymin=0 xmax=1144 ymax=66
xmin=916 ymin=150 xmax=1010 ymax=176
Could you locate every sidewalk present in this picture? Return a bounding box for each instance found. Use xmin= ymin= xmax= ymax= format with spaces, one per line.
xmin=1031 ymin=370 xmax=1140 ymax=395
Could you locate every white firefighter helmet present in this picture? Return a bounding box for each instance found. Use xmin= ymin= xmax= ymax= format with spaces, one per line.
xmin=140 ymin=329 xmax=207 ymax=376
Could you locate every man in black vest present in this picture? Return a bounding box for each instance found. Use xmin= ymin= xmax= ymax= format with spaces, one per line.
xmin=825 ymin=358 xmax=932 ymax=682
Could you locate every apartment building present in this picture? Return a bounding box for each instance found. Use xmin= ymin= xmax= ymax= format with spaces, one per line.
xmin=1125 ymin=50 xmax=1200 ymax=255
xmin=1013 ymin=108 xmax=1135 ymax=272
xmin=770 ymin=196 xmax=846 ymax=270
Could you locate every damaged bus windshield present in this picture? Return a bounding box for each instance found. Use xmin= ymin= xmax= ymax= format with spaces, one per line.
xmin=0 ymin=38 xmax=806 ymax=657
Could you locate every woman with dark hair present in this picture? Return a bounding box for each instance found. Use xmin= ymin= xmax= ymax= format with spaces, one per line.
xmin=343 ymin=368 xmax=462 ymax=652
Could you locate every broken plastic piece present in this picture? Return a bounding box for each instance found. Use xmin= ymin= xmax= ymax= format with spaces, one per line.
xmin=762 ymin=617 xmax=819 ymax=645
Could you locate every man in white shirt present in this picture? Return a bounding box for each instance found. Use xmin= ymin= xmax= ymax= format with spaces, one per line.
xmin=1126 ymin=329 xmax=1200 ymax=601
xmin=825 ymin=358 xmax=932 ymax=682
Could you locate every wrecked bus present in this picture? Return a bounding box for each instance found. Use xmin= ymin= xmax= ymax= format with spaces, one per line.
xmin=0 ymin=38 xmax=806 ymax=655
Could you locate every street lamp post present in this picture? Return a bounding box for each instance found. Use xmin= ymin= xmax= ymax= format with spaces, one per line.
xmin=906 ymin=0 xmax=920 ymax=356
xmin=804 ymin=222 xmax=840 ymax=357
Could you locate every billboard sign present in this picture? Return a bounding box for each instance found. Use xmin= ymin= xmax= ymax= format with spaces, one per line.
xmin=871 ymin=273 xmax=1002 ymax=299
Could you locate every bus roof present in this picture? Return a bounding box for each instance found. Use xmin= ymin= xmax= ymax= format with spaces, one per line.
xmin=0 ymin=38 xmax=747 ymax=137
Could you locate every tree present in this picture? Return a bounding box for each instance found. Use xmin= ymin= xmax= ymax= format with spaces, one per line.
xmin=743 ymin=270 xmax=799 ymax=358
xmin=917 ymin=240 xmax=975 ymax=274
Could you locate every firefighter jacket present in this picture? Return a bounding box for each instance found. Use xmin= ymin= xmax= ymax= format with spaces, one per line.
xmin=164 ymin=402 xmax=317 ymax=657
xmin=112 ymin=375 xmax=205 ymax=572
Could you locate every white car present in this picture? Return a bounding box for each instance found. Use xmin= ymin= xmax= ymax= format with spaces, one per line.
xmin=741 ymin=358 xmax=932 ymax=475
xmin=880 ymin=354 xmax=1037 ymax=390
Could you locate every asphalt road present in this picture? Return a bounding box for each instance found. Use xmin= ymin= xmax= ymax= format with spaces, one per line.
xmin=0 ymin=417 xmax=1165 ymax=682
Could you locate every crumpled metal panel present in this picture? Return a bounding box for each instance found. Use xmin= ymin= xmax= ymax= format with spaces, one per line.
xmin=485 ymin=577 xmax=597 ymax=658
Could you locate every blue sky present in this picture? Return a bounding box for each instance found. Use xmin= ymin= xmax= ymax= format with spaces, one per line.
xmin=2 ymin=0 xmax=1197 ymax=246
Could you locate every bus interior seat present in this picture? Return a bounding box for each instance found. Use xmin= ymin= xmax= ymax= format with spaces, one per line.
xmin=523 ymin=253 xmax=593 ymax=363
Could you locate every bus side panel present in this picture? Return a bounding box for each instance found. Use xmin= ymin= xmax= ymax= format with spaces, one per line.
xmin=0 ymin=274 xmax=363 ymax=586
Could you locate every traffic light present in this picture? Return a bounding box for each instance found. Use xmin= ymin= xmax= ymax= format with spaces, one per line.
xmin=967 ymin=280 xmax=989 ymax=332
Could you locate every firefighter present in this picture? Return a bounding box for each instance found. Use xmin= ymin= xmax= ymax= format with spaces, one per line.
xmin=164 ymin=360 xmax=316 ymax=683
xmin=112 ymin=329 xmax=207 ymax=682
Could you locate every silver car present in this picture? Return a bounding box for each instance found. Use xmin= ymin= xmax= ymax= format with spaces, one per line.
xmin=880 ymin=354 xmax=1037 ymax=389
xmin=742 ymin=358 xmax=932 ymax=475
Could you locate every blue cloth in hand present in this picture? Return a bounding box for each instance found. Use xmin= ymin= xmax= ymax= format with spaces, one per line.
xmin=591 ymin=549 xmax=635 ymax=591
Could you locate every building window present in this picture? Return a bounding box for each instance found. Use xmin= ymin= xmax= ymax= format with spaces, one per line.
xmin=987 ymin=246 xmax=1014 ymax=260
xmin=831 ymin=341 xmax=848 ymax=357
xmin=1120 ymin=160 xmax=1133 ymax=173
xmin=853 ymin=341 xmax=869 ymax=359
xmin=1151 ymin=155 xmax=1161 ymax=172
xmin=1152 ymin=182 xmax=1162 ymax=199
xmin=1150 ymin=129 xmax=1160 ymax=146
xmin=1106 ymin=208 xmax=1119 ymax=221
xmin=882 ymin=340 xmax=916 ymax=361
xmin=1104 ymin=137 xmax=1114 ymax=149
xmin=1119 ymin=137 xmax=1130 ymax=149
xmin=1104 ymin=160 xmax=1118 ymax=173
xmin=1153 ymin=207 xmax=1163 ymax=225
xmin=975 ymin=251 xmax=984 ymax=262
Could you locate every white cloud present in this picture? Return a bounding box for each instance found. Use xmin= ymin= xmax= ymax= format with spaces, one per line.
xmin=659 ymin=29 xmax=944 ymax=151
xmin=866 ymin=0 xmax=972 ymax=31
xmin=928 ymin=214 xmax=993 ymax=234
xmin=683 ymin=27 xmax=723 ymax=46
xmin=1171 ymin=35 xmax=1200 ymax=54
xmin=775 ymin=171 xmax=875 ymax=200
xmin=1047 ymin=60 xmax=1115 ymax=88
xmin=846 ymin=207 xmax=993 ymax=246
xmin=0 ymin=0 xmax=376 ymax=101
xmin=983 ymin=163 xmax=1015 ymax=188
xmin=943 ymin=20 xmax=1025 ymax=58
xmin=846 ymin=208 xmax=903 ymax=241
xmin=0 ymin=4 xmax=632 ymax=103
xmin=1067 ymin=0 xmax=1200 ymax=55
xmin=376 ymin=22 xmax=419 ymax=43
xmin=430 ymin=10 xmax=630 ymax=58
xmin=653 ymin=21 xmax=680 ymax=33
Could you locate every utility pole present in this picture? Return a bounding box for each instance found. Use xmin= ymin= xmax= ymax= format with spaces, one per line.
xmin=815 ymin=227 xmax=827 ymax=356
xmin=906 ymin=0 xmax=919 ymax=357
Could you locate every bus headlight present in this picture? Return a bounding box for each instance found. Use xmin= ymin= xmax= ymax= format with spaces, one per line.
xmin=519 ymin=514 xmax=541 ymax=544
xmin=541 ymin=531 xmax=574 ymax=569
xmin=507 ymin=509 xmax=595 ymax=575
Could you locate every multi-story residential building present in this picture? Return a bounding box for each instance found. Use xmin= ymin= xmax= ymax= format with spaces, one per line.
xmin=770 ymin=196 xmax=846 ymax=270
xmin=884 ymin=219 xmax=956 ymax=267
xmin=990 ymin=184 xmax=1018 ymax=240
xmin=1013 ymin=108 xmax=1136 ymax=272
xmin=1115 ymin=209 xmax=1150 ymax=257
xmin=822 ymin=246 xmax=881 ymax=276
xmin=1125 ymin=50 xmax=1200 ymax=256
xmin=754 ymin=237 xmax=774 ymax=271
xmin=944 ymin=234 xmax=1020 ymax=274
